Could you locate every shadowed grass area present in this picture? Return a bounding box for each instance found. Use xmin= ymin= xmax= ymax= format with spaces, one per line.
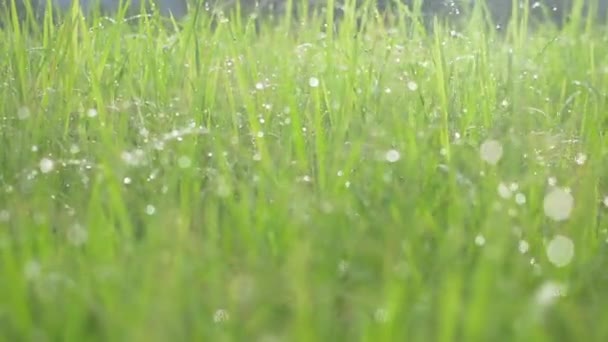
xmin=1 ymin=1 xmax=608 ymax=341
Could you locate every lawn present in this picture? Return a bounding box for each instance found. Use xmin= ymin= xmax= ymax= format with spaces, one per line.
xmin=1 ymin=1 xmax=608 ymax=341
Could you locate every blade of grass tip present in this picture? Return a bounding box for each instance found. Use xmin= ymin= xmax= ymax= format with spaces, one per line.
xmin=281 ymin=0 xmax=294 ymax=35
xmin=325 ymin=0 xmax=335 ymax=41
xmin=567 ymin=0 xmax=586 ymax=34
xmin=582 ymin=0 xmax=598 ymax=34
xmin=431 ymin=18 xmax=451 ymax=161
xmin=476 ymin=24 xmax=496 ymax=129
xmin=310 ymin=77 xmax=327 ymax=192
xmin=8 ymin=0 xmax=29 ymax=105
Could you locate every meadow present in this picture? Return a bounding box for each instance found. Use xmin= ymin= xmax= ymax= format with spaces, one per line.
xmin=1 ymin=1 xmax=608 ymax=341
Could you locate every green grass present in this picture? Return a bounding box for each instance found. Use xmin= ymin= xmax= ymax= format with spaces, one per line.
xmin=2 ymin=0 xmax=608 ymax=341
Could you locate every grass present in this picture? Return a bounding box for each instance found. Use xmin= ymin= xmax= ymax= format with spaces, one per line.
xmin=1 ymin=0 xmax=608 ymax=340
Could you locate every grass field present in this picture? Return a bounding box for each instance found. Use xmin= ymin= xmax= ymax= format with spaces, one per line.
xmin=1 ymin=1 xmax=608 ymax=341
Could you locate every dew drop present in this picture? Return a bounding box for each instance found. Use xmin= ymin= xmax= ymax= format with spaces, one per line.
xmin=497 ymin=182 xmax=512 ymax=199
xmin=123 ymin=177 xmax=132 ymax=185
xmin=0 ymin=209 xmax=10 ymax=222
xmin=39 ymin=158 xmax=54 ymax=174
xmin=546 ymin=235 xmax=575 ymax=267
xmin=213 ymin=309 xmax=230 ymax=323
xmin=515 ymin=193 xmax=526 ymax=205
xmin=145 ymin=204 xmax=156 ymax=215
xmin=18 ymin=106 xmax=31 ymax=120
xmin=338 ymin=260 xmax=349 ymax=276
xmin=69 ymin=145 xmax=80 ymax=154
xmin=385 ymin=149 xmax=401 ymax=163
xmin=543 ymin=188 xmax=574 ymax=221
xmin=86 ymin=108 xmax=98 ymax=118
xmin=480 ymin=139 xmax=503 ymax=165
xmin=535 ymin=281 xmax=567 ymax=306
xmin=66 ymin=224 xmax=88 ymax=246
xmin=216 ymin=177 xmax=231 ymax=198
xmin=407 ymin=81 xmax=418 ymax=91
xmin=574 ymin=153 xmax=587 ymax=165
xmin=518 ymin=240 xmax=529 ymax=254
xmin=24 ymin=260 xmax=41 ymax=280
xmin=309 ymin=77 xmax=320 ymax=88
xmin=474 ymin=234 xmax=486 ymax=246
xmin=373 ymin=308 xmax=389 ymax=323
xmin=177 ymin=156 xmax=192 ymax=169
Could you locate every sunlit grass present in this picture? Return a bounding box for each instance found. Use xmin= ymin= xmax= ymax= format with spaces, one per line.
xmin=1 ymin=0 xmax=608 ymax=340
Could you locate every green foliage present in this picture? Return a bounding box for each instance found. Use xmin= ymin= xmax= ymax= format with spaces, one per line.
xmin=1 ymin=1 xmax=608 ymax=340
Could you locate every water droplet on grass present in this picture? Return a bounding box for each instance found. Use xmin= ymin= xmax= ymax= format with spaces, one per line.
xmin=546 ymin=235 xmax=574 ymax=267
xmin=543 ymin=188 xmax=574 ymax=221
xmin=518 ymin=240 xmax=529 ymax=254
xmin=24 ymin=260 xmax=41 ymax=280
xmin=145 ymin=205 xmax=156 ymax=215
xmin=373 ymin=308 xmax=389 ymax=323
xmin=385 ymin=149 xmax=401 ymax=163
xmin=216 ymin=177 xmax=231 ymax=198
xmin=299 ymin=175 xmax=312 ymax=183
xmin=177 ymin=156 xmax=191 ymax=168
xmin=309 ymin=77 xmax=319 ymax=88
xmin=338 ymin=260 xmax=349 ymax=276
xmin=123 ymin=177 xmax=132 ymax=185
xmin=574 ymin=153 xmax=587 ymax=165
xmin=122 ymin=150 xmax=146 ymax=166
xmin=67 ymin=224 xmax=88 ymax=246
xmin=213 ymin=309 xmax=229 ymax=323
xmin=39 ymin=158 xmax=54 ymax=173
xmin=475 ymin=234 xmax=486 ymax=246
xmin=86 ymin=108 xmax=98 ymax=118
xmin=535 ymin=281 xmax=567 ymax=306
xmin=480 ymin=139 xmax=503 ymax=165
xmin=0 ymin=210 xmax=10 ymax=222
xmin=498 ymin=182 xmax=512 ymax=199
xmin=407 ymin=81 xmax=418 ymax=91
xmin=515 ymin=193 xmax=526 ymax=205
xmin=18 ymin=106 xmax=31 ymax=120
